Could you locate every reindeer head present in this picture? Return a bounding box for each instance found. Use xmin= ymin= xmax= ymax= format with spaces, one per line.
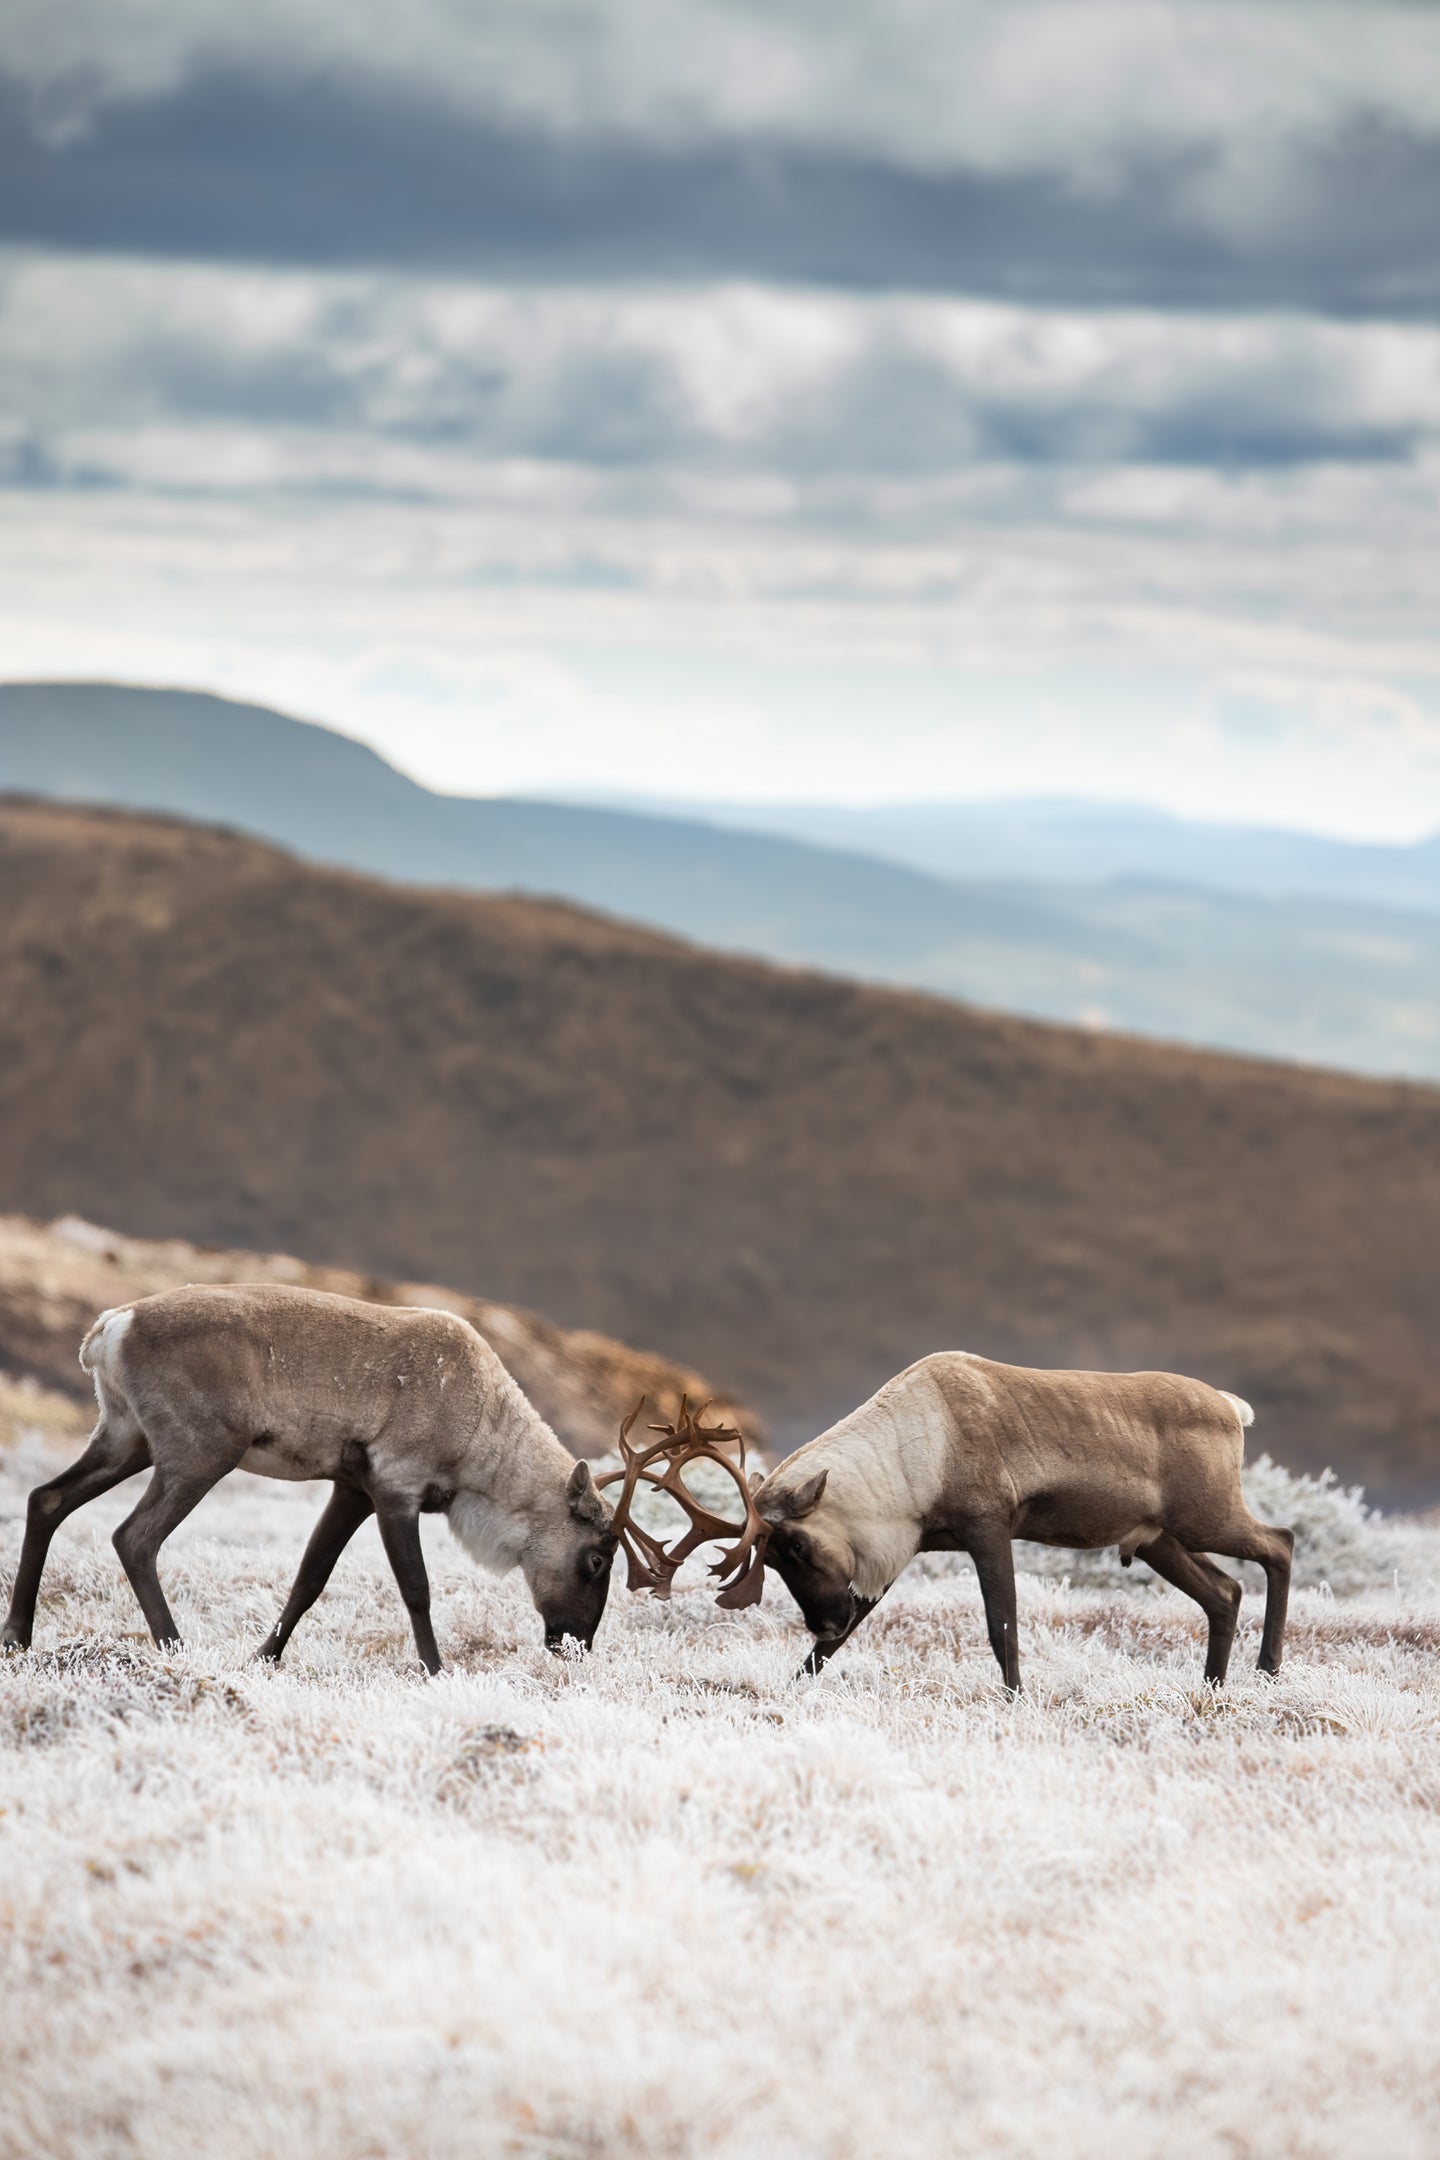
xmin=523 ymin=1460 xmax=618 ymax=1654
xmin=753 ymin=1467 xmax=858 ymax=1642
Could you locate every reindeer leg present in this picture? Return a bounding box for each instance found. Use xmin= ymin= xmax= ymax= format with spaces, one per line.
xmin=257 ymin=1482 xmax=374 ymax=1663
xmin=1207 ymin=1516 xmax=1295 ymax=1676
xmin=112 ymin=1461 xmax=235 ymax=1649
xmin=968 ymin=1523 xmax=1021 ymax=1692
xmin=373 ymin=1497 xmax=442 ymax=1675
xmin=797 ymin=1588 xmax=887 ymax=1679
xmin=1254 ymin=1527 xmax=1295 ymax=1676
xmin=1135 ymin=1531 xmax=1242 ymax=1685
xmin=3 ymin=1424 xmax=151 ymax=1650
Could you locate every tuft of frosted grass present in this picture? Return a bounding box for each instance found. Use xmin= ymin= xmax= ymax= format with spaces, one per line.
xmin=4 ymin=1434 xmax=1440 ymax=2158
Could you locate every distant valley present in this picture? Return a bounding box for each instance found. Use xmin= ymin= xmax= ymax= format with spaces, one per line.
xmin=3 ymin=681 xmax=1438 ymax=1080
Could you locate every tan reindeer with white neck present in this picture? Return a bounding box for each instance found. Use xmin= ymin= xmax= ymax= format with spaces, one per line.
xmin=731 ymin=1354 xmax=1294 ymax=1687
xmin=3 ymin=1284 xmax=618 ymax=1669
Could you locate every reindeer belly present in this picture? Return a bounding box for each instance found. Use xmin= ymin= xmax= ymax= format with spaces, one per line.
xmin=238 ymin=1427 xmax=346 ymax=1482
xmin=1013 ymin=1479 xmax=1163 ymax=1553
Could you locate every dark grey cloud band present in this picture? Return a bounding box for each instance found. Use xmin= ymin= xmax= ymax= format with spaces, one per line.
xmin=3 ymin=69 xmax=1439 ymax=317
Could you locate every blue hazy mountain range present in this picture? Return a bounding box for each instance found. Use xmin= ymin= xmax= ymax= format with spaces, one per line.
xmin=550 ymin=792 xmax=1440 ymax=914
xmin=3 ymin=681 xmax=1437 ymax=1083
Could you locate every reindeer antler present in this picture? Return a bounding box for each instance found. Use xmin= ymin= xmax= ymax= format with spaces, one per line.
xmin=597 ymin=1395 xmax=770 ymax=1607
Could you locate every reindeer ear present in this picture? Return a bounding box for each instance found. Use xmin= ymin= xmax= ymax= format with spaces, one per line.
xmin=758 ymin=1467 xmax=828 ymax=1525
xmin=566 ymin=1460 xmax=609 ymax=1528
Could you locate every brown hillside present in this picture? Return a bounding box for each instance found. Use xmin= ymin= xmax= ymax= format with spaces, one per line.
xmin=1 ymin=796 xmax=1438 ymax=1500
xmin=0 ymin=1212 xmax=756 ymax=1460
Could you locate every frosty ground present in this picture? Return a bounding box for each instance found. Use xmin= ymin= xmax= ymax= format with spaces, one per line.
xmin=3 ymin=1397 xmax=1440 ymax=2160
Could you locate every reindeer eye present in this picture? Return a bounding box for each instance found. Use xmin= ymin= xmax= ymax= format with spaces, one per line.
xmin=581 ymin=1548 xmax=608 ymax=1581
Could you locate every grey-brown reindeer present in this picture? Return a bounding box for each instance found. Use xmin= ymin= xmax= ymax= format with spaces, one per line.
xmin=665 ymin=1355 xmax=1295 ymax=1689
xmin=2 ymin=1284 xmax=619 ymax=1667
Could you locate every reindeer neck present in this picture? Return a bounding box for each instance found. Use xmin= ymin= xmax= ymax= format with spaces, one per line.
xmin=456 ymin=1358 xmax=574 ymax=1516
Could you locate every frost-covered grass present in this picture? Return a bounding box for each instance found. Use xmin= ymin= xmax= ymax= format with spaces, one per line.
xmin=3 ymin=1436 xmax=1440 ymax=2160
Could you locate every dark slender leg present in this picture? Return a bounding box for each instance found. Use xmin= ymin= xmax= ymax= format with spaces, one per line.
xmin=968 ymin=1523 xmax=1021 ymax=1691
xmin=3 ymin=1427 xmax=151 ymax=1650
xmin=112 ymin=1464 xmax=232 ymax=1648
xmin=1203 ymin=1518 xmax=1294 ymax=1676
xmin=1136 ymin=1531 xmax=1242 ymax=1685
xmin=257 ymin=1483 xmax=374 ymax=1663
xmin=374 ymin=1499 xmax=442 ymax=1674
xmin=1254 ymin=1528 xmax=1294 ymax=1676
xmin=798 ymin=1589 xmax=887 ymax=1679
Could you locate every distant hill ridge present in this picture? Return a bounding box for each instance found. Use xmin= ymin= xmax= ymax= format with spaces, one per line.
xmin=1 ymin=795 xmax=1438 ymax=1500
xmin=3 ymin=680 xmax=1439 ymax=1081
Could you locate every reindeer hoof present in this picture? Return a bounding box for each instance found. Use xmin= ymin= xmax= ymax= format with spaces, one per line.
xmin=1 ymin=1625 xmax=29 ymax=1654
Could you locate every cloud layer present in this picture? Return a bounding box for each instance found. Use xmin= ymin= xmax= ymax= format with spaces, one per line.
xmin=3 ymin=3 xmax=1439 ymax=311
xmin=10 ymin=1 xmax=1440 ymax=182
xmin=7 ymin=257 xmax=1440 ymax=490
xmin=2 ymin=5 xmax=1437 ymax=831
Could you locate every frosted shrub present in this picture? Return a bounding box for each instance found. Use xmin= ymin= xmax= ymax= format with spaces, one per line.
xmin=1239 ymin=1452 xmax=1409 ymax=1595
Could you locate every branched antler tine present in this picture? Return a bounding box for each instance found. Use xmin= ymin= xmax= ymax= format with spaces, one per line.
xmin=655 ymin=1416 xmax=771 ymax=1606
xmin=645 ymin=1392 xmax=691 ymax=1441
xmin=596 ymin=1394 xmax=769 ymax=1603
xmin=596 ymin=1397 xmax=692 ymax=1597
xmin=594 ymin=1399 xmax=646 ymax=1535
xmin=706 ymin=1473 xmax=770 ymax=1605
xmin=638 ymin=1459 xmax=736 ymax=1570
xmin=706 ymin=1451 xmax=771 ymax=1597
xmin=715 ymin=1544 xmax=767 ymax=1608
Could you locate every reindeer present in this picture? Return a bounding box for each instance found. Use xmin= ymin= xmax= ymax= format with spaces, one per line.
xmin=657 ymin=1358 xmax=1294 ymax=1690
xmin=2 ymin=1285 xmax=618 ymax=1669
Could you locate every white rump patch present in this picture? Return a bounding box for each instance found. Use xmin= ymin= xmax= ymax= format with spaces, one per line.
xmin=79 ymin=1304 xmax=133 ymax=1375
xmin=79 ymin=1305 xmax=136 ymax=1429
xmin=448 ymin=1490 xmax=527 ymax=1577
xmin=1220 ymin=1390 xmax=1255 ymax=1429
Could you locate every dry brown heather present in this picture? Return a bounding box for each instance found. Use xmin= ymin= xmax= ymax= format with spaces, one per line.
xmin=0 ymin=1213 xmax=754 ymax=1460
xmin=1 ymin=796 xmax=1438 ymax=1499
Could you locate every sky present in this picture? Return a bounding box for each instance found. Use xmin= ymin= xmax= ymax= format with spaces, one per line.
xmin=2 ymin=2 xmax=1439 ymax=838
